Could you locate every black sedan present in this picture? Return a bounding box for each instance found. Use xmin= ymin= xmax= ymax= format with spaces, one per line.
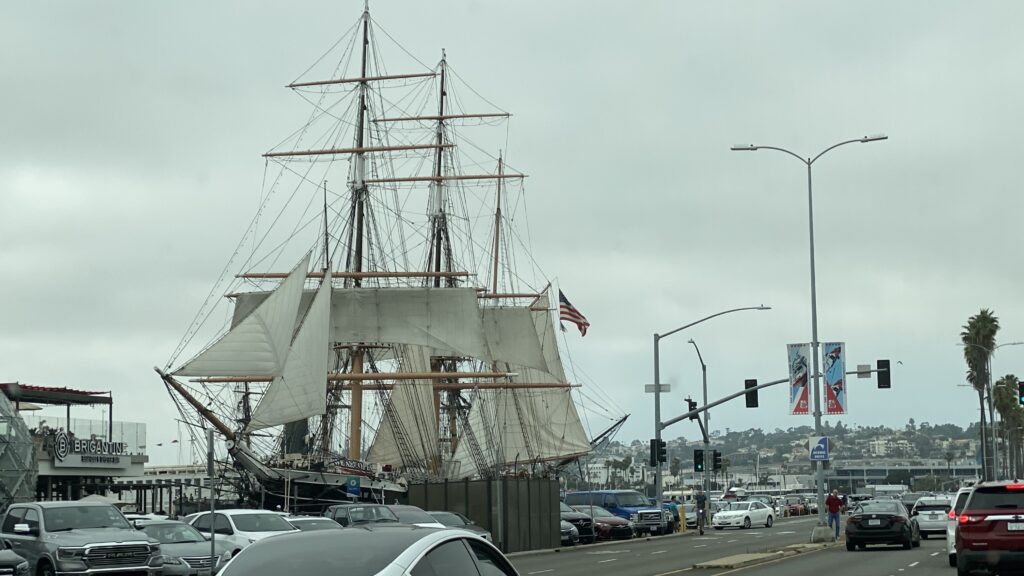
xmin=845 ymin=500 xmax=921 ymax=551
xmin=559 ymin=501 xmax=596 ymax=544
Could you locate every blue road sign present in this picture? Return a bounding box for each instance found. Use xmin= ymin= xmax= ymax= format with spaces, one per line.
xmin=809 ymin=436 xmax=829 ymax=461
xmin=344 ymin=476 xmax=361 ymax=497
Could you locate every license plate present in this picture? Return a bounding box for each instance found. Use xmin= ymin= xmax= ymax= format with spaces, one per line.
xmin=868 ymin=519 xmax=881 ymax=526
xmin=1008 ymin=522 xmax=1024 ymax=531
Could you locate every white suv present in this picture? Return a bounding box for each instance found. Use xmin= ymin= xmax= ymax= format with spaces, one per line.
xmin=189 ymin=509 xmax=299 ymax=555
xmin=946 ymin=487 xmax=974 ymax=567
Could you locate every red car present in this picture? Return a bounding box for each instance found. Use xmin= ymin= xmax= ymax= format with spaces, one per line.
xmin=955 ymin=481 xmax=1024 ymax=575
xmin=571 ymin=505 xmax=635 ymax=540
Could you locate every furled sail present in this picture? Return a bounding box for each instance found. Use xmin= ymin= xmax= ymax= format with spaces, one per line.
xmin=246 ymin=267 xmax=332 ymax=432
xmin=175 ymin=254 xmax=311 ymax=377
xmin=365 ymin=344 xmax=440 ymax=469
xmin=232 ymin=288 xmax=490 ymax=360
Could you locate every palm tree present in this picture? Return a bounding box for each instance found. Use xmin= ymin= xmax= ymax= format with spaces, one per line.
xmin=962 ymin=309 xmax=1000 ymax=479
xmin=993 ymin=374 xmax=1022 ymax=478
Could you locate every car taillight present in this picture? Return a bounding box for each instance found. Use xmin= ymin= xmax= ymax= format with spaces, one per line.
xmin=846 ymin=516 xmax=858 ymax=524
xmin=959 ymin=514 xmax=985 ymax=524
xmin=948 ymin=510 xmax=956 ymax=520
xmin=1007 ymin=484 xmax=1024 ymax=490
xmin=892 ymin=516 xmax=906 ymax=524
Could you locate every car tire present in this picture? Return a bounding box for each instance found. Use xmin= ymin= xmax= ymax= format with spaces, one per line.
xmin=902 ymin=536 xmax=912 ymax=550
xmin=846 ymin=540 xmax=856 ymax=551
xmin=956 ymin=554 xmax=971 ymax=576
xmin=921 ymin=532 xmax=928 ymax=539
xmin=714 ymin=527 xmax=723 ymax=531
xmin=743 ymin=517 xmax=751 ymax=529
xmin=765 ymin=515 xmax=773 ymax=528
xmin=948 ymin=554 xmax=956 ymax=567
xmin=857 ymin=543 xmax=866 ymax=550
xmin=37 ymin=562 xmax=55 ymax=576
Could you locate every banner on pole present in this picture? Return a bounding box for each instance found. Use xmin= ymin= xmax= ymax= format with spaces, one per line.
xmin=823 ymin=341 xmax=847 ymax=415
xmin=788 ymin=343 xmax=810 ymax=415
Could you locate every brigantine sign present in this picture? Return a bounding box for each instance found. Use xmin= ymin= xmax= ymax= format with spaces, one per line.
xmin=50 ymin=430 xmax=128 ymax=469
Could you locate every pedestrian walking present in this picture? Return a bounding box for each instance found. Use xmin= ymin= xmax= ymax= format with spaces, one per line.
xmin=826 ymin=489 xmax=843 ymax=540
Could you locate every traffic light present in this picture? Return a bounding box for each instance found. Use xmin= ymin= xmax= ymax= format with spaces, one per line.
xmin=657 ymin=439 xmax=667 ymax=464
xmin=687 ymin=398 xmax=698 ymax=420
xmin=877 ymin=359 xmax=891 ymax=389
xmin=694 ymin=449 xmax=704 ymax=472
xmin=712 ymin=450 xmax=723 ymax=471
xmin=745 ymin=379 xmax=758 ymax=408
xmin=649 ymin=439 xmax=658 ymax=467
xmin=1018 ymin=381 xmax=1024 ymax=406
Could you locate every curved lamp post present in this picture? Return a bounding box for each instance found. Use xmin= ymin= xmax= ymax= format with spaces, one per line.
xmin=731 ymin=134 xmax=887 ymax=532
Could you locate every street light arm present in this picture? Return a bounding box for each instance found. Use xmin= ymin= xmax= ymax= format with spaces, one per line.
xmin=809 ymin=138 xmax=868 ymax=165
xmin=657 ymin=306 xmax=770 ymax=341
xmin=738 ymin=145 xmax=807 ymax=165
xmin=688 ymin=339 xmax=706 ymax=368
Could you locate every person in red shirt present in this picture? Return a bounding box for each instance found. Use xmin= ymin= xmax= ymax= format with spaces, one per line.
xmin=825 ymin=489 xmax=844 ymax=540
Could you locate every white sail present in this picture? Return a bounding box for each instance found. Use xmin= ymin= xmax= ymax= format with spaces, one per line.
xmin=246 ymin=267 xmax=332 ymax=432
xmin=365 ymin=345 xmax=440 ymax=469
xmin=175 ymin=253 xmax=311 ymax=377
xmin=481 ymin=307 xmax=548 ymax=374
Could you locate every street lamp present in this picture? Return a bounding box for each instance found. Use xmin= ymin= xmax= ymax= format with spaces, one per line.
xmin=731 ymin=134 xmax=887 ymax=537
xmin=961 ymin=341 xmax=1024 ymax=480
xmin=653 ymin=306 xmax=770 ymax=504
xmin=687 ymin=339 xmax=710 ymax=495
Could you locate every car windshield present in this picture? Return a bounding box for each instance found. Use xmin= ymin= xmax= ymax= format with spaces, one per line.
xmin=720 ymin=502 xmax=750 ymax=512
xmin=231 ymin=513 xmax=296 ymax=532
xmin=683 ymin=504 xmax=696 ymax=513
xmin=43 ymin=506 xmax=132 ymax=531
xmin=915 ymin=501 xmax=950 ymax=512
xmin=966 ymin=487 xmax=1024 ymax=510
xmin=428 ymin=512 xmax=466 ymax=526
xmin=573 ymin=506 xmax=614 ymax=518
xmin=391 ymin=507 xmax=436 ymax=525
xmin=289 ymin=518 xmax=342 ymax=531
xmin=345 ymin=506 xmax=400 ymax=524
xmin=857 ymin=502 xmax=901 ymax=515
xmin=559 ymin=502 xmax=575 ymax=513
xmin=142 ymin=523 xmax=206 ymax=543
xmin=615 ymin=493 xmax=650 ymax=507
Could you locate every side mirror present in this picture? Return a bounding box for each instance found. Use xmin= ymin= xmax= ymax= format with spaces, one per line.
xmin=203 ymin=534 xmax=211 ymax=541
xmin=132 ymin=520 xmax=145 ymax=529
xmin=13 ymin=524 xmax=36 ymax=536
xmin=911 ymin=510 xmax=919 ymax=516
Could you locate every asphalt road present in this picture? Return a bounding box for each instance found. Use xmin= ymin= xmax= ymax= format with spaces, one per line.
xmin=509 ymin=515 xmax=824 ymax=576
xmin=703 ymin=535 xmax=950 ymax=576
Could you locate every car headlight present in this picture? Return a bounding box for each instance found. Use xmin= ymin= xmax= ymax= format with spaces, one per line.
xmin=221 ymin=550 xmax=233 ymax=562
xmin=15 ymin=561 xmax=28 ymax=576
xmin=56 ymin=547 xmax=86 ymax=560
xmin=629 ymin=514 xmax=638 ymax=522
xmin=570 ymin=526 xmax=579 ymax=536
xmin=159 ymin=555 xmax=184 ymax=566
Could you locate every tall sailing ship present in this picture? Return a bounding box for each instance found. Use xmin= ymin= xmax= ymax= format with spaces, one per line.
xmin=158 ymin=3 xmax=621 ymax=509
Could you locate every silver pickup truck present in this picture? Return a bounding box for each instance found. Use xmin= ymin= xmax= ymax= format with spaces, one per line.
xmin=1 ymin=501 xmax=162 ymax=576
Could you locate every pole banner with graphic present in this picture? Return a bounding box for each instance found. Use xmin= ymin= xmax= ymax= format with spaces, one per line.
xmin=788 ymin=343 xmax=810 ymax=415
xmin=823 ymin=341 xmax=847 ymax=415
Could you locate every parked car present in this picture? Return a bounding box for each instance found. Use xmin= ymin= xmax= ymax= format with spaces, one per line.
xmin=845 ymin=500 xmax=921 ymax=550
xmin=1 ymin=501 xmax=162 ymax=576
xmin=324 ymin=503 xmax=400 ymax=527
xmin=285 ymin=516 xmax=343 ymax=531
xmin=559 ymin=520 xmax=579 ymax=546
xmin=681 ymin=503 xmax=698 ymax=528
xmin=140 ymin=520 xmax=233 ymax=575
xmin=563 ymin=490 xmax=668 ymax=535
xmin=570 ymin=505 xmax=634 ymax=540
xmin=189 ymin=509 xmax=299 ymax=555
xmin=385 ymin=505 xmax=446 ymax=528
xmin=427 ymin=511 xmax=492 ymax=542
xmin=0 ymin=549 xmax=28 ymax=576
xmin=954 ymin=480 xmax=1024 ymax=575
xmin=780 ymin=495 xmax=807 ymax=516
xmin=946 ymin=486 xmax=974 ymax=568
xmin=558 ymin=502 xmax=596 ymax=544
xmin=747 ymin=495 xmax=780 ymax=516
xmin=910 ymin=496 xmax=950 ymax=539
xmin=710 ymin=500 xmax=774 ymax=530
xmin=219 ymin=524 xmax=521 ymax=575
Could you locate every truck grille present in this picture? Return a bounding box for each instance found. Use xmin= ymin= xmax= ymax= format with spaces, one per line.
xmin=84 ymin=544 xmax=151 ymax=568
xmin=639 ymin=511 xmax=662 ymax=523
xmin=0 ymin=568 xmax=13 ymax=575
xmin=183 ymin=556 xmax=216 ymax=569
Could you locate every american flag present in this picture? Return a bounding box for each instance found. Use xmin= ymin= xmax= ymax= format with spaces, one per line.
xmin=558 ymin=290 xmax=590 ymax=336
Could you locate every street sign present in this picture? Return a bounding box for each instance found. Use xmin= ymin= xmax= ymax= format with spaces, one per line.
xmin=644 ymin=384 xmax=671 ymax=393
xmin=857 ymin=364 xmax=871 ymax=378
xmin=809 ymin=436 xmax=829 ymax=462
xmin=344 ymin=476 xmax=361 ymax=497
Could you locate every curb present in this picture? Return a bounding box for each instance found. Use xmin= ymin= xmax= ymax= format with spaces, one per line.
xmin=506 ymin=530 xmax=696 ymax=558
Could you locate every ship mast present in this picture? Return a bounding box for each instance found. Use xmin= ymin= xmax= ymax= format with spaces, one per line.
xmin=491 ymin=155 xmax=504 ymax=294
xmin=428 ymin=52 xmax=453 ymax=288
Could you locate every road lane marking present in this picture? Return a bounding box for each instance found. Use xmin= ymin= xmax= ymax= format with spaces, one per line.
xmin=527 ymin=571 xmax=553 ymax=575
xmin=694 ymin=544 xmax=707 ymax=548
xmin=930 ymin=552 xmax=939 ymax=556
xmin=727 ymin=539 xmax=737 ymax=543
xmin=653 ymin=568 xmax=692 ymax=576
xmin=776 ymin=531 xmax=795 ymax=534
xmin=598 ymin=558 xmax=617 ymax=563
xmin=651 ymin=550 xmax=667 ymax=555
xmin=909 ymin=562 xmax=919 ymax=567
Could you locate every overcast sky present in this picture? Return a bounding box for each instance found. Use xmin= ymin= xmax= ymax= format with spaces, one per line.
xmin=3 ymin=1 xmax=1022 ymax=466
